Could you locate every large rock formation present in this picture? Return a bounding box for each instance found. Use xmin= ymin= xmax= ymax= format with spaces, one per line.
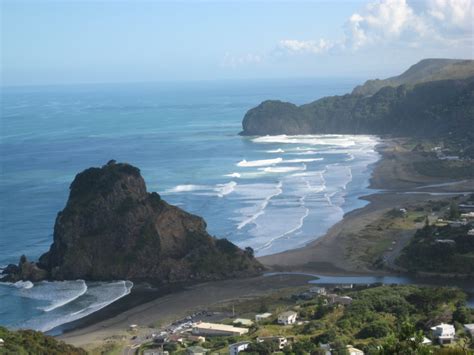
xmin=5 ymin=161 xmax=263 ymax=283
xmin=241 ymin=59 xmax=474 ymax=144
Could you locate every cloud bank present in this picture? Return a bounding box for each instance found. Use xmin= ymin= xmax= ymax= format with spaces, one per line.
xmin=279 ymin=0 xmax=473 ymax=55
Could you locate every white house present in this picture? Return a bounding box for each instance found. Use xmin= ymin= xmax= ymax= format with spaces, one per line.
xmin=467 ymin=229 xmax=474 ymax=236
xmin=257 ymin=336 xmax=287 ymax=350
xmin=277 ymin=311 xmax=297 ymax=325
xmin=0 ymin=338 xmax=4 ymax=347
xmin=192 ymin=322 xmax=248 ymax=336
xmin=228 ymin=341 xmax=250 ymax=355
xmin=255 ymin=312 xmax=272 ymax=322
xmin=309 ymin=286 xmax=327 ymax=295
xmin=431 ymin=323 xmax=455 ymax=344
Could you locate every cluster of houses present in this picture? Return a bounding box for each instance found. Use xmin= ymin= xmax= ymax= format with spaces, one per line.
xmin=143 ymin=284 xmax=473 ymax=354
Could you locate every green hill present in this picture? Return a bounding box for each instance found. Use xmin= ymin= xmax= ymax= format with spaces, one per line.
xmin=352 ymin=58 xmax=474 ymax=96
xmin=241 ymin=59 xmax=474 ymax=147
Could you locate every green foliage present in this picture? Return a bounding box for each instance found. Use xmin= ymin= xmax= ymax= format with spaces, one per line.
xmin=357 ymin=320 xmax=392 ymax=339
xmin=0 ymin=326 xmax=86 ymax=355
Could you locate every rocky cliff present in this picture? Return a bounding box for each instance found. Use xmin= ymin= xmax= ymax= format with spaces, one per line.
xmin=5 ymin=161 xmax=263 ymax=283
xmin=241 ymin=73 xmax=474 ymax=141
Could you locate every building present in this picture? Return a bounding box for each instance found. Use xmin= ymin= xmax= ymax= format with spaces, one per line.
xmin=460 ymin=212 xmax=474 ymax=220
xmin=129 ymin=324 xmax=138 ymax=331
xmin=257 ymin=336 xmax=287 ymax=350
xmin=327 ymin=294 xmax=353 ymax=306
xmin=431 ymin=323 xmax=455 ymax=345
xmin=233 ymin=318 xmax=253 ymax=327
xmin=192 ymin=322 xmax=248 ymax=337
xmin=228 ymin=341 xmax=251 ymax=355
xmin=347 ymin=345 xmax=364 ymax=355
xmin=447 ymin=220 xmax=467 ymax=228
xmin=0 ymin=338 xmax=3 ymax=347
xmin=309 ymin=286 xmax=327 ymax=295
xmin=468 ymin=229 xmax=474 ymax=236
xmin=186 ymin=346 xmax=209 ymax=355
xmin=277 ymin=311 xmax=297 ymax=325
xmin=255 ymin=312 xmax=272 ymax=322
xmin=464 ymin=324 xmax=474 ymax=337
xmin=459 ymin=204 xmax=474 ymax=212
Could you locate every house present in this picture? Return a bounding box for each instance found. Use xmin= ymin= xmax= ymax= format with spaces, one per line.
xmin=464 ymin=324 xmax=474 ymax=337
xmin=431 ymin=323 xmax=455 ymax=344
xmin=309 ymin=286 xmax=327 ymax=295
xmin=0 ymin=338 xmax=3 ymax=347
xmin=192 ymin=322 xmax=248 ymax=336
xmin=129 ymin=324 xmax=138 ymax=331
xmin=460 ymin=212 xmax=474 ymax=220
xmin=347 ymin=345 xmax=364 ymax=355
xmin=257 ymin=336 xmax=287 ymax=350
xmin=277 ymin=311 xmax=297 ymax=325
xmin=228 ymin=341 xmax=251 ymax=355
xmin=327 ymin=294 xmax=353 ymax=306
xmin=255 ymin=312 xmax=272 ymax=322
xmin=186 ymin=346 xmax=209 ymax=355
xmin=233 ymin=318 xmax=253 ymax=327
xmin=468 ymin=229 xmax=474 ymax=236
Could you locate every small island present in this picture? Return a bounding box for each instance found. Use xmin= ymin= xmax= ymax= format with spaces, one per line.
xmin=4 ymin=160 xmax=263 ymax=284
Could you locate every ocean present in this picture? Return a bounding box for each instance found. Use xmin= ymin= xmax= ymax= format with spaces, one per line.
xmin=0 ymin=78 xmax=380 ymax=331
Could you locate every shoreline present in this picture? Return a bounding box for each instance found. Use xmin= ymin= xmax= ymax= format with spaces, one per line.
xmin=56 ymin=137 xmax=473 ymax=350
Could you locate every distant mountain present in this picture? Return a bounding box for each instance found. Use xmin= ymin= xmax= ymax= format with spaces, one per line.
xmin=352 ymin=58 xmax=474 ymax=96
xmin=4 ymin=161 xmax=262 ymax=283
xmin=241 ymin=59 xmax=474 ymax=141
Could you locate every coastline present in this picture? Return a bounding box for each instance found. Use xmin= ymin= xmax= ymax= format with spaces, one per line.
xmin=259 ymin=137 xmax=474 ymax=275
xmin=56 ymin=137 xmax=474 ymax=351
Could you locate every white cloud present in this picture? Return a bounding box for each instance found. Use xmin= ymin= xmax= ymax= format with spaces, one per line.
xmin=278 ymin=0 xmax=473 ymax=55
xmin=278 ymin=38 xmax=334 ymax=54
xmin=221 ymin=52 xmax=262 ymax=68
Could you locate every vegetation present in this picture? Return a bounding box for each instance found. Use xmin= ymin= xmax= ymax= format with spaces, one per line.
xmin=175 ymin=285 xmax=474 ymax=354
xmin=397 ymin=223 xmax=474 ymax=274
xmin=0 ymin=326 xmax=86 ymax=355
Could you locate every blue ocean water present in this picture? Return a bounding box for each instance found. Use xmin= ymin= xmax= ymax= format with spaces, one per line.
xmin=0 ymin=78 xmax=381 ymax=331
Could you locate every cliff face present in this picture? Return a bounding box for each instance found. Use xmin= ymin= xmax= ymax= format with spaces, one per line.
xmin=6 ymin=161 xmax=262 ymax=282
xmin=241 ymin=77 xmax=474 ymax=140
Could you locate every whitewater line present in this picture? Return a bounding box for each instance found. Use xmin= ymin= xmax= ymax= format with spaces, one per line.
xmin=237 ymin=181 xmax=283 ymax=230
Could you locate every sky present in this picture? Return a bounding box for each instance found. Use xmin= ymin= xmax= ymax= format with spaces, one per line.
xmin=1 ymin=0 xmax=473 ymax=86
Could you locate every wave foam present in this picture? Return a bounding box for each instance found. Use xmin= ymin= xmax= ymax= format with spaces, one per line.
xmin=266 ymin=148 xmax=284 ymax=153
xmin=237 ymin=181 xmax=283 ymax=230
xmin=215 ymin=181 xmax=237 ymax=197
xmin=224 ymin=172 xmax=241 ymax=178
xmin=237 ymin=157 xmax=282 ymax=167
xmin=259 ymin=165 xmax=306 ymax=173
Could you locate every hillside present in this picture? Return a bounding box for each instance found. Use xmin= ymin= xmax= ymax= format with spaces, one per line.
xmin=241 ymin=59 xmax=474 ymax=145
xmin=352 ymin=58 xmax=474 ymax=96
xmin=0 ymin=326 xmax=86 ymax=355
xmin=4 ymin=161 xmax=263 ymax=283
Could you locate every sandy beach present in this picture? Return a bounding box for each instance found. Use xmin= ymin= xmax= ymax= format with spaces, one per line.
xmin=58 ymin=138 xmax=474 ymax=351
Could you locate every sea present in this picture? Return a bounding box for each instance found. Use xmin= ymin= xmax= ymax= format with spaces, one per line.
xmin=0 ymin=78 xmax=382 ymax=332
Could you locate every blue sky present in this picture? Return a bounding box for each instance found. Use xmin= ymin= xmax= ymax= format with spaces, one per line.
xmin=1 ymin=0 xmax=473 ymax=86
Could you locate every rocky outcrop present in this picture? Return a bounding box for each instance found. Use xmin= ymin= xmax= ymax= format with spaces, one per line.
xmin=241 ymin=76 xmax=474 ymax=140
xmin=4 ymin=161 xmax=263 ymax=283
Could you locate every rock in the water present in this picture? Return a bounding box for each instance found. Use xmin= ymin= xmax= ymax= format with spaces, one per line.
xmin=21 ymin=161 xmax=263 ymax=283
